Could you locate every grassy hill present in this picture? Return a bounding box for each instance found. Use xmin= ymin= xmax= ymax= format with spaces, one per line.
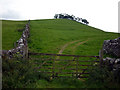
xmin=2 ymin=19 xmax=118 ymax=55
xmin=2 ymin=19 xmax=120 ymax=88
xmin=29 ymin=19 xmax=119 ymax=55
xmin=2 ymin=20 xmax=26 ymax=50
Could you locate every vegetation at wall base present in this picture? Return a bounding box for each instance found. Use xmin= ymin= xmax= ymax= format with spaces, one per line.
xmin=86 ymin=64 xmax=120 ymax=88
xmin=2 ymin=58 xmax=49 ymax=88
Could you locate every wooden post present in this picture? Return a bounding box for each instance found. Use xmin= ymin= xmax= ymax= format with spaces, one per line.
xmin=99 ymin=49 xmax=103 ymax=66
xmin=76 ymin=56 xmax=79 ymax=78
xmin=25 ymin=44 xmax=28 ymax=59
xmin=14 ymin=42 xmax=16 ymax=47
xmin=23 ymin=45 xmax=26 ymax=59
xmin=52 ymin=55 xmax=55 ymax=78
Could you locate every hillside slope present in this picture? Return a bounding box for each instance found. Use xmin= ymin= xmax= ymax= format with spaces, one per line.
xmin=2 ymin=20 xmax=26 ymax=50
xmin=28 ymin=19 xmax=118 ymax=55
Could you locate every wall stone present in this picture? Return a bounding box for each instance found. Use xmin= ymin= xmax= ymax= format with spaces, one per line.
xmin=103 ymin=37 xmax=120 ymax=58
xmin=103 ymin=57 xmax=120 ymax=71
xmin=102 ymin=37 xmax=120 ymax=79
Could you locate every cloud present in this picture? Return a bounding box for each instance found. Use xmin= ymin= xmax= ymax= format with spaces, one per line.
xmin=1 ymin=10 xmax=20 ymax=20
xmin=0 ymin=0 xmax=20 ymax=20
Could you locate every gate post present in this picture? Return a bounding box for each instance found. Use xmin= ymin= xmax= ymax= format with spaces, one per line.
xmin=76 ymin=56 xmax=79 ymax=78
xmin=52 ymin=55 xmax=55 ymax=78
xmin=25 ymin=44 xmax=28 ymax=59
xmin=99 ymin=48 xmax=103 ymax=66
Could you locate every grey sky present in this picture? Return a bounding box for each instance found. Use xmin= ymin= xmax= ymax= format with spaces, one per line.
xmin=1 ymin=9 xmax=20 ymax=19
xmin=0 ymin=0 xmax=119 ymax=33
xmin=0 ymin=0 xmax=21 ymax=19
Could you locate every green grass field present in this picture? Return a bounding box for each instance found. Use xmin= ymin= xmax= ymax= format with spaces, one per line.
xmin=29 ymin=19 xmax=119 ymax=56
xmin=2 ymin=19 xmax=119 ymax=54
xmin=2 ymin=20 xmax=26 ymax=50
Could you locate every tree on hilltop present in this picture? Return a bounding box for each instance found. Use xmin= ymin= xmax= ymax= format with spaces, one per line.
xmin=82 ymin=19 xmax=89 ymax=24
xmin=54 ymin=13 xmax=89 ymax=25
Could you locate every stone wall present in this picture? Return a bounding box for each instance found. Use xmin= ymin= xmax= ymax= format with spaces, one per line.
xmin=1 ymin=20 xmax=30 ymax=59
xmin=103 ymin=37 xmax=120 ymax=58
xmin=103 ymin=57 xmax=120 ymax=70
xmin=102 ymin=37 xmax=120 ymax=78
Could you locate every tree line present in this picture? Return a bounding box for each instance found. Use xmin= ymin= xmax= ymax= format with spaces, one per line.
xmin=54 ymin=13 xmax=89 ymax=25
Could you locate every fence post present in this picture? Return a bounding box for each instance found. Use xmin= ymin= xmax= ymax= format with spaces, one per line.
xmin=25 ymin=44 xmax=28 ymax=59
xmin=99 ymin=48 xmax=103 ymax=66
xmin=23 ymin=45 xmax=26 ymax=59
xmin=76 ymin=56 xmax=79 ymax=78
xmin=52 ymin=55 xmax=55 ymax=78
xmin=14 ymin=42 xmax=16 ymax=47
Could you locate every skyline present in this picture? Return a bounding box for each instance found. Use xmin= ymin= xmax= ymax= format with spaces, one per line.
xmin=0 ymin=0 xmax=120 ymax=33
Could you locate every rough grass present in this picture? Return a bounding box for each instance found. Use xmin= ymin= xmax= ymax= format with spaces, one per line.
xmin=2 ymin=20 xmax=27 ymax=50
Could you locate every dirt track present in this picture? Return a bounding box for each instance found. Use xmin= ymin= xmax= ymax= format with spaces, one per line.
xmin=58 ymin=40 xmax=80 ymax=54
xmin=58 ymin=39 xmax=89 ymax=54
xmin=56 ymin=39 xmax=89 ymax=59
xmin=72 ymin=39 xmax=89 ymax=53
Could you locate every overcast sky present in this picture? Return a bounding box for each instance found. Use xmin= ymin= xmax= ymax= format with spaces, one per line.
xmin=0 ymin=0 xmax=120 ymax=33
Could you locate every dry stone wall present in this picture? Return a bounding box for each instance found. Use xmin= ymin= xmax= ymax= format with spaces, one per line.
xmin=103 ymin=37 xmax=120 ymax=58
xmin=2 ymin=20 xmax=30 ymax=59
xmin=103 ymin=57 xmax=120 ymax=70
xmin=102 ymin=37 xmax=120 ymax=77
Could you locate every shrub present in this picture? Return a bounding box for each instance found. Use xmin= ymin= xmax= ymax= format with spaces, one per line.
xmin=86 ymin=64 xmax=120 ymax=88
xmin=2 ymin=58 xmax=49 ymax=88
